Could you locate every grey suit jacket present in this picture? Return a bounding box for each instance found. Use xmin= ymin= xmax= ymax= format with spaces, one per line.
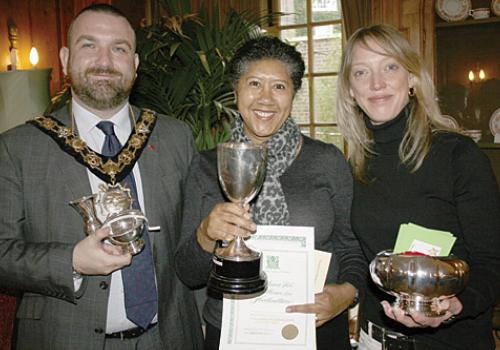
xmin=0 ymin=105 xmax=203 ymax=349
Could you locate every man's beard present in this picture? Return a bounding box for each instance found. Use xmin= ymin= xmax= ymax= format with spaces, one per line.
xmin=69 ymin=67 xmax=135 ymax=111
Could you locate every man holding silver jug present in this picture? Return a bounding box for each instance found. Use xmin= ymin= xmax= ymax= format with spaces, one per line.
xmin=0 ymin=4 xmax=202 ymax=349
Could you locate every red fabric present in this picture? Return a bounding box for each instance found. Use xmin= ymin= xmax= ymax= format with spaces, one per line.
xmin=400 ymin=251 xmax=429 ymax=256
xmin=0 ymin=294 xmax=16 ymax=350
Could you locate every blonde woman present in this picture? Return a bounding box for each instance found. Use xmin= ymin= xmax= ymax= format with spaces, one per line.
xmin=337 ymin=24 xmax=500 ymax=350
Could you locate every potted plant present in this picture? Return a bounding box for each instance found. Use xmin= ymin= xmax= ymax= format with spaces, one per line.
xmin=131 ymin=1 xmax=267 ymax=150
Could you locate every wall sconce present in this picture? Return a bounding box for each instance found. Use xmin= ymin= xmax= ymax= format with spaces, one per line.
xmin=29 ymin=47 xmax=39 ymax=68
xmin=1 ymin=21 xmax=51 ymax=132
xmin=468 ymin=67 xmax=486 ymax=82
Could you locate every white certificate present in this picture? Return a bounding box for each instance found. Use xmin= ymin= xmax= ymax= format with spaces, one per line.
xmin=219 ymin=225 xmax=316 ymax=350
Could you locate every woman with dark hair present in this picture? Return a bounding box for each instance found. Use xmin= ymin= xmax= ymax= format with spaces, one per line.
xmin=337 ymin=24 xmax=500 ymax=350
xmin=175 ymin=36 xmax=366 ymax=350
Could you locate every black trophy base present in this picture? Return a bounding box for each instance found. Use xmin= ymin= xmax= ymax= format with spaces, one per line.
xmin=208 ymin=254 xmax=267 ymax=295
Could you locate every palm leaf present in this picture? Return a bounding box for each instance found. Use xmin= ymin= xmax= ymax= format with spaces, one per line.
xmin=131 ymin=1 xmax=272 ymax=151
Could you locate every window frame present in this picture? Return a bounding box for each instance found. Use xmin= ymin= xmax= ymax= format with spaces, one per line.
xmin=265 ymin=0 xmax=344 ymax=149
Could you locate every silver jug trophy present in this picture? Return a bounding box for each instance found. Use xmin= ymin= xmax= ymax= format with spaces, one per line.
xmin=370 ymin=250 xmax=469 ymax=316
xmin=70 ymin=183 xmax=148 ymax=255
xmin=208 ymin=141 xmax=268 ymax=295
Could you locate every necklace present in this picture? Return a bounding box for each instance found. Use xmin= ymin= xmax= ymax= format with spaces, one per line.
xmin=28 ymin=105 xmax=157 ymax=184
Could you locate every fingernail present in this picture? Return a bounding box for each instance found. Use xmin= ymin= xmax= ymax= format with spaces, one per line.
xmin=285 ymin=307 xmax=291 ymax=313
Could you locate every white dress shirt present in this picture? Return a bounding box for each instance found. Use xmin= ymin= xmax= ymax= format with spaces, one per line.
xmin=72 ymin=99 xmax=157 ymax=332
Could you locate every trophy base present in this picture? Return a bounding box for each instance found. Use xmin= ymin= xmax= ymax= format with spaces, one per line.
xmin=208 ymin=271 xmax=267 ymax=295
xmin=396 ymin=295 xmax=446 ymax=317
xmin=208 ymin=254 xmax=267 ymax=295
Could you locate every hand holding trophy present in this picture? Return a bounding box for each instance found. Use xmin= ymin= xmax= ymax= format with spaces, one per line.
xmin=208 ymin=141 xmax=268 ymax=295
xmin=370 ymin=250 xmax=469 ymax=317
xmin=70 ymin=183 xmax=148 ymax=255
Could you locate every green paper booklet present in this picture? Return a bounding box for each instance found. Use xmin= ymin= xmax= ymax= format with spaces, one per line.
xmin=393 ymin=223 xmax=456 ymax=256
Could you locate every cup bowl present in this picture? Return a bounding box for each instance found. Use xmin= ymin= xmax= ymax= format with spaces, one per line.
xmin=370 ymin=250 xmax=469 ymax=316
xmin=209 ymin=141 xmax=268 ymax=295
xmin=102 ymin=209 xmax=148 ymax=255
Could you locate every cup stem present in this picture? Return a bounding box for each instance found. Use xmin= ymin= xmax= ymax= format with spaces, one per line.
xmin=214 ymin=201 xmax=260 ymax=259
xmin=233 ymin=235 xmax=245 ymax=251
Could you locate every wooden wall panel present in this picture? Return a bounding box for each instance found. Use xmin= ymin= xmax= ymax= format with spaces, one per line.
xmin=0 ymin=0 xmax=146 ymax=96
xmin=57 ymin=0 xmax=76 ymax=49
xmin=2 ymin=1 xmax=58 ymax=93
xmin=422 ymin=0 xmax=435 ymax=79
xmin=0 ymin=0 xmax=74 ymax=95
xmin=30 ymin=0 xmax=61 ymax=92
xmin=0 ymin=0 xmax=257 ymax=97
xmin=371 ymin=0 xmax=435 ymax=78
xmin=0 ymin=0 xmax=31 ymax=71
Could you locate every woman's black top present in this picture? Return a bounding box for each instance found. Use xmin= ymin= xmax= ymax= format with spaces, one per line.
xmin=352 ymin=107 xmax=500 ymax=349
xmin=175 ymin=135 xmax=367 ymax=350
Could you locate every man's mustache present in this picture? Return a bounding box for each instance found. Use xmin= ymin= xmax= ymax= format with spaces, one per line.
xmin=85 ymin=67 xmax=121 ymax=77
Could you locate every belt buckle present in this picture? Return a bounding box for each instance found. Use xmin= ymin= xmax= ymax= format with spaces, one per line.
xmin=367 ymin=321 xmax=384 ymax=343
xmin=106 ymin=326 xmax=145 ymax=340
xmin=384 ymin=335 xmax=415 ymax=350
xmin=366 ymin=321 xmax=415 ymax=350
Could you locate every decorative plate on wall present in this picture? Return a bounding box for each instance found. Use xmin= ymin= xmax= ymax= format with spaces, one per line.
xmin=490 ymin=108 xmax=500 ymax=136
xmin=435 ymin=0 xmax=471 ymax=21
xmin=492 ymin=0 xmax=500 ymax=16
xmin=441 ymin=114 xmax=460 ymax=129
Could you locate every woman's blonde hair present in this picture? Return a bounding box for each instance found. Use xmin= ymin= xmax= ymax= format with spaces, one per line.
xmin=336 ymin=24 xmax=456 ymax=181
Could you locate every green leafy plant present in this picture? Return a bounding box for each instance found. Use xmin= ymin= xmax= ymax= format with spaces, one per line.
xmin=131 ymin=1 xmax=268 ymax=150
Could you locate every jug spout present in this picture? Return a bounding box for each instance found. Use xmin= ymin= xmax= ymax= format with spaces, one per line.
xmin=70 ymin=194 xmax=102 ymax=235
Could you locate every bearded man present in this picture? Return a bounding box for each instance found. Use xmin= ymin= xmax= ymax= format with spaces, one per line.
xmin=0 ymin=4 xmax=203 ymax=349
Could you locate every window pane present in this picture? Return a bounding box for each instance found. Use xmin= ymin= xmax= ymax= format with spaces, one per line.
xmin=312 ymin=24 xmax=342 ymax=73
xmin=279 ymin=0 xmax=307 ymax=25
xmin=281 ymin=28 xmax=309 ymax=74
xmin=313 ymin=76 xmax=337 ymax=123
xmin=292 ymin=78 xmax=310 ymax=124
xmin=300 ymin=126 xmax=311 ymax=137
xmin=312 ymin=0 xmax=342 ymax=22
xmin=316 ymin=126 xmax=344 ymax=151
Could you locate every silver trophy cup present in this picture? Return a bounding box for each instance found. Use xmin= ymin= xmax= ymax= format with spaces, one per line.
xmin=208 ymin=141 xmax=268 ymax=295
xmin=370 ymin=250 xmax=469 ymax=316
xmin=70 ymin=183 xmax=147 ymax=255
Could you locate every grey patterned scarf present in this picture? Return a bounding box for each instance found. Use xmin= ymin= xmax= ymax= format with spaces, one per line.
xmin=231 ymin=114 xmax=302 ymax=225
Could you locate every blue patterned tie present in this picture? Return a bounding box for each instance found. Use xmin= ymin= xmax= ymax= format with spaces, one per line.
xmin=97 ymin=121 xmax=158 ymax=329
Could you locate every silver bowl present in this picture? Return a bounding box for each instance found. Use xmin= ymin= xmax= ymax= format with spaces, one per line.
xmin=370 ymin=250 xmax=469 ymax=317
xmin=102 ymin=209 xmax=148 ymax=255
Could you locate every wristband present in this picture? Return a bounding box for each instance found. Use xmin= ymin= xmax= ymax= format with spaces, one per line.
xmin=349 ymin=289 xmax=359 ymax=308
